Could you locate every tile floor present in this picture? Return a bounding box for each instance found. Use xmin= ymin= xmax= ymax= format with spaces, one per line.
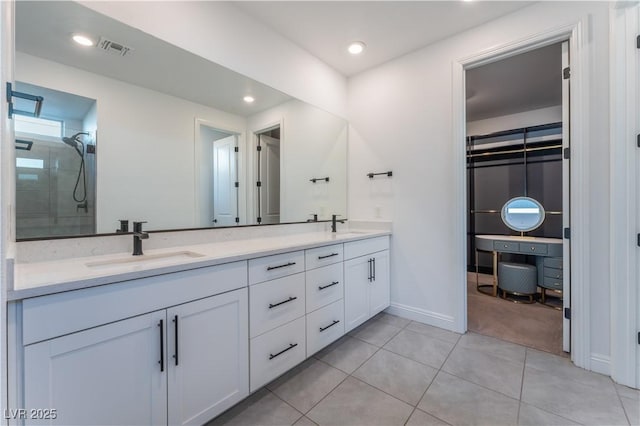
xmin=209 ymin=313 xmax=639 ymax=426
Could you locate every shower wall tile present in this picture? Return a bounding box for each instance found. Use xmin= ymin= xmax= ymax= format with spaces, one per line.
xmin=16 ymin=169 xmax=50 ymax=191
xmin=16 ymin=190 xmax=50 ymax=215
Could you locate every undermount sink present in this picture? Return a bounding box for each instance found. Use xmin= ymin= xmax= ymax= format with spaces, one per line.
xmin=86 ymin=251 xmax=205 ymax=270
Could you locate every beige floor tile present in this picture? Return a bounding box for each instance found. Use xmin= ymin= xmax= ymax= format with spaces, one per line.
xmin=521 ymin=366 xmax=628 ymax=425
xmin=374 ymin=312 xmax=411 ymax=329
xmin=518 ymin=402 xmax=580 ymax=425
xmin=208 ymin=389 xmax=302 ymax=426
xmin=267 ymin=358 xmax=347 ymax=413
xmin=617 ymin=383 xmax=640 ymax=400
xmin=348 ymin=319 xmax=402 ymax=347
xmin=418 ymin=371 xmax=519 ymax=426
xmin=405 ymin=322 xmax=461 ymax=344
xmin=405 ymin=408 xmax=451 ymax=426
xmin=384 ymin=329 xmax=456 ymax=369
xmin=621 ymin=395 xmax=640 ymax=426
xmin=307 ymin=377 xmax=413 ymax=426
xmin=457 ymin=332 xmax=526 ymax=364
xmin=293 ymin=416 xmax=318 ymax=426
xmin=352 ymin=349 xmax=437 ymax=405
xmin=442 ymin=344 xmax=524 ymax=399
xmin=315 ymin=335 xmax=378 ymax=374
xmin=526 ymin=348 xmax=612 ymax=388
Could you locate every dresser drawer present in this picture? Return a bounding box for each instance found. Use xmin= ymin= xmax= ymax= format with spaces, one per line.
xmin=306 ymin=299 xmax=344 ymax=356
xmin=541 ymin=276 xmax=563 ymax=291
xmin=305 ymin=263 xmax=343 ymax=313
xmin=249 ymin=250 xmax=305 ymax=285
xmin=544 ymin=267 xmax=563 ymax=280
xmin=305 ymin=244 xmax=344 ymax=270
xmin=344 ymin=236 xmax=389 ymax=260
xmin=249 ymin=273 xmax=305 ymax=338
xmin=494 ymin=241 xmax=519 ymax=252
xmin=250 ymin=316 xmax=306 ymax=392
xmin=519 ymin=242 xmax=548 ymax=255
xmin=543 ymin=257 xmax=563 ymax=269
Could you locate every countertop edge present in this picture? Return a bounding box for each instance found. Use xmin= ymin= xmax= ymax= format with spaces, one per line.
xmin=8 ymin=231 xmax=391 ymax=301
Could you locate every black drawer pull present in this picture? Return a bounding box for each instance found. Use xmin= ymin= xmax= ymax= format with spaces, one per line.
xmin=172 ymin=315 xmax=179 ymax=366
xmin=318 ymin=281 xmax=339 ymax=291
xmin=269 ymin=343 xmax=298 ymax=360
xmin=319 ymin=319 xmax=340 ymax=332
xmin=269 ymin=296 xmax=297 ymax=309
xmin=318 ymin=253 xmax=339 ymax=260
xmin=267 ymin=261 xmax=296 ymax=271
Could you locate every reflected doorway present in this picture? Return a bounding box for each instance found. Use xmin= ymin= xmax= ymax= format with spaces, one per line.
xmin=255 ymin=127 xmax=280 ymax=224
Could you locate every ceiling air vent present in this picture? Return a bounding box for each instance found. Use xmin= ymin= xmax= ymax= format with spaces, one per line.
xmin=97 ymin=37 xmax=133 ymax=57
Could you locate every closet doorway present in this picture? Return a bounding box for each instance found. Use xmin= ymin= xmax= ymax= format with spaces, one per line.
xmin=254 ymin=126 xmax=281 ymax=225
xmin=465 ymin=42 xmax=571 ymax=356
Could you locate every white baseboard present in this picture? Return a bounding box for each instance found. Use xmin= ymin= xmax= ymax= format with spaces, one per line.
xmin=590 ymin=353 xmax=611 ymax=376
xmin=385 ymin=302 xmax=456 ymax=332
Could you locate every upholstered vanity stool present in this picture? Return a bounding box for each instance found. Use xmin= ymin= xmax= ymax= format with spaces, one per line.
xmin=498 ymin=261 xmax=537 ymax=303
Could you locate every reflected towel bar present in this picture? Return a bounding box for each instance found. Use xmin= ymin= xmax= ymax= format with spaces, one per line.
xmin=367 ymin=171 xmax=392 ymax=179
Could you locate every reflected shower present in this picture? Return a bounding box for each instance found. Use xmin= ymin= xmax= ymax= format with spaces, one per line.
xmin=61 ymin=132 xmax=89 ymax=208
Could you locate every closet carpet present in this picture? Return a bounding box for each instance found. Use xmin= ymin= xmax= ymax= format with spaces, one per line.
xmin=467 ymin=272 xmax=565 ymax=357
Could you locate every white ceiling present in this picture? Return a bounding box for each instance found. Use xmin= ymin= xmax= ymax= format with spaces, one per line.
xmin=15 ymin=1 xmax=292 ymax=117
xmin=466 ymin=42 xmax=562 ymax=122
xmin=234 ymin=1 xmax=533 ymax=76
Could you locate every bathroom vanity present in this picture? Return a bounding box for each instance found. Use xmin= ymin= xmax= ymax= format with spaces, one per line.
xmin=7 ymin=229 xmax=390 ymax=425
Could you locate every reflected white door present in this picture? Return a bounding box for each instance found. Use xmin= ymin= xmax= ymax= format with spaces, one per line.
xmin=212 ymin=135 xmax=237 ymax=226
xmin=561 ymin=40 xmax=571 ymax=353
xmin=259 ymin=135 xmax=280 ymax=224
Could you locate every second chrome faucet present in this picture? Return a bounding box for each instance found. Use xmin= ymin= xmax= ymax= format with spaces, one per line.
xmin=132 ymin=221 xmax=149 ymax=255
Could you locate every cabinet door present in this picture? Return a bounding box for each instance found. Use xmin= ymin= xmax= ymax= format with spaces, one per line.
xmin=24 ymin=311 xmax=167 ymax=425
xmin=344 ymin=256 xmax=370 ymax=332
xmin=167 ymin=288 xmax=248 ymax=426
xmin=369 ymin=250 xmax=390 ymax=316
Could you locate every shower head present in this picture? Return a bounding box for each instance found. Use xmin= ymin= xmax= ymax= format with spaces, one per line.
xmin=61 ymin=132 xmax=89 ymax=156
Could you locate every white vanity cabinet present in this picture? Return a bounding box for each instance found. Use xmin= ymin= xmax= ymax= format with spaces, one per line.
xmin=21 ymin=262 xmax=249 ymax=426
xmin=344 ymin=236 xmax=390 ymax=332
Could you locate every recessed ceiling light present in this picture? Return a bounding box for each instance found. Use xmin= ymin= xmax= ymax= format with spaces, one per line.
xmin=72 ymin=34 xmax=95 ymax=47
xmin=348 ymin=41 xmax=366 ymax=55
xmin=243 ymin=96 xmax=255 ymax=103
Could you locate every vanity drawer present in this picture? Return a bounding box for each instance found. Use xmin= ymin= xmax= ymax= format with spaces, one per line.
xmin=250 ymin=316 xmax=306 ymax=392
xmin=494 ymin=241 xmax=519 ymax=252
xmin=543 ymin=257 xmax=563 ymax=269
xmin=544 ymin=267 xmax=563 ymax=280
xmin=306 ymin=299 xmax=344 ymax=356
xmin=249 ymin=273 xmax=305 ymax=338
xmin=306 ymin=263 xmax=343 ymax=313
xmin=519 ymin=243 xmax=548 ymax=255
xmin=305 ymin=244 xmax=344 ymax=270
xmin=249 ymin=250 xmax=305 ymax=285
xmin=344 ymin=236 xmax=389 ymax=260
xmin=541 ymin=276 xmax=563 ymax=291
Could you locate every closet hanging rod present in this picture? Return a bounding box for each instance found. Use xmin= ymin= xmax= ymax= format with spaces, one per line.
xmin=367 ymin=171 xmax=393 ymax=179
xmin=309 ymin=177 xmax=330 ymax=183
xmin=466 ymin=144 xmax=562 ymax=159
xmin=468 ymin=122 xmax=562 ymax=141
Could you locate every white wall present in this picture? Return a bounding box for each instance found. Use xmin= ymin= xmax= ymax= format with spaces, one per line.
xmin=348 ymin=2 xmax=611 ymax=369
xmin=17 ymin=53 xmax=247 ymax=233
xmin=467 ymin=105 xmax=562 ymax=136
xmin=79 ymin=1 xmax=348 ymax=119
xmin=247 ymin=100 xmax=348 ymax=222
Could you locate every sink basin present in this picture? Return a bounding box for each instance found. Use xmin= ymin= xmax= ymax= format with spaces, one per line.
xmin=86 ymin=251 xmax=205 ymax=270
xmin=336 ymin=230 xmax=370 ymax=236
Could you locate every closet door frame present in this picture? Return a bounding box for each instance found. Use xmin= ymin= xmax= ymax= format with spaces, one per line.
xmin=452 ymin=20 xmax=591 ymax=371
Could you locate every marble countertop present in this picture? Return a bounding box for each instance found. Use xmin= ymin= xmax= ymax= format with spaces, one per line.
xmin=10 ymin=229 xmax=390 ymax=301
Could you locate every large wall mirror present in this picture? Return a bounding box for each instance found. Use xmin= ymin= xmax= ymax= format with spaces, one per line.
xmin=14 ymin=1 xmax=347 ymax=239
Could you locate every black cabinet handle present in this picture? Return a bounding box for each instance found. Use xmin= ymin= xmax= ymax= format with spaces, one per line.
xmin=319 ymin=319 xmax=340 ymax=332
xmin=267 ymin=262 xmax=296 ymax=271
xmin=318 ymin=253 xmax=339 ymax=260
xmin=158 ymin=319 xmax=164 ymax=372
xmin=269 ymin=296 xmax=297 ymax=309
xmin=269 ymin=343 xmax=298 ymax=360
xmin=373 ymin=258 xmax=376 ymax=282
xmin=318 ymin=281 xmax=339 ymax=291
xmin=172 ymin=315 xmax=179 ymax=366
xmin=368 ymin=258 xmax=373 ymax=282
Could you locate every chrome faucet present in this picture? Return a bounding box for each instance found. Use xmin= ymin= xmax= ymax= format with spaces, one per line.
xmin=132 ymin=221 xmax=149 ymax=255
xmin=331 ymin=214 xmax=347 ymax=233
